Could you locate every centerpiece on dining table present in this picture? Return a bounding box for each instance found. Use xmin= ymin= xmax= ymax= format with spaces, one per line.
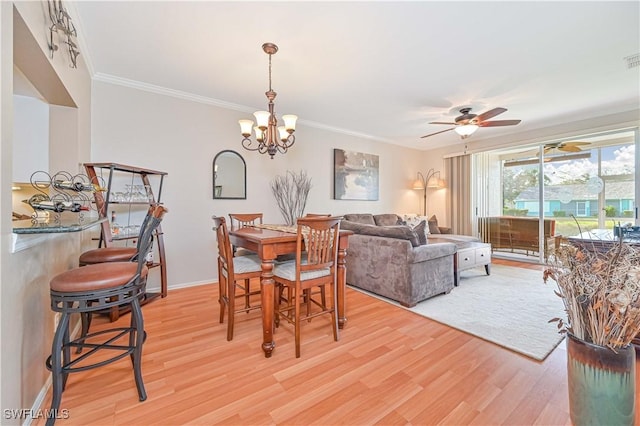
xmin=270 ymin=170 xmax=312 ymax=226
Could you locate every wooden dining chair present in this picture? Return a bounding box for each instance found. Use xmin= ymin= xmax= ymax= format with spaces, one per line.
xmin=228 ymin=213 xmax=263 ymax=230
xmin=228 ymin=213 xmax=263 ymax=257
xmin=212 ymin=216 xmax=262 ymax=341
xmin=273 ymin=216 xmax=342 ymax=357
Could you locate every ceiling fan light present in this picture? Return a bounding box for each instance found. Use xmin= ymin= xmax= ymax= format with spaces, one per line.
xmin=455 ymin=124 xmax=479 ymax=137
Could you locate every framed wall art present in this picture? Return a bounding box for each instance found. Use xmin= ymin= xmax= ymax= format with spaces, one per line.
xmin=333 ymin=149 xmax=379 ymax=200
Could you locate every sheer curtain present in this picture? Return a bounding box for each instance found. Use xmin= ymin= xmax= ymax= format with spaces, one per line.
xmin=445 ymin=154 xmax=473 ymax=235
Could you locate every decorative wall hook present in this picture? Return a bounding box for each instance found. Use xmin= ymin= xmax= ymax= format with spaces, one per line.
xmin=47 ymin=0 xmax=80 ymax=68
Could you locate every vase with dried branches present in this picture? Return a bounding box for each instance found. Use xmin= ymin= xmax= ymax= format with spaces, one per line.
xmin=544 ymin=237 xmax=640 ymax=425
xmin=270 ymin=170 xmax=312 ymax=226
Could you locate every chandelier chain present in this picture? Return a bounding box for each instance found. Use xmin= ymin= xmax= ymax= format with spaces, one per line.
xmin=268 ymin=54 xmax=273 ymax=92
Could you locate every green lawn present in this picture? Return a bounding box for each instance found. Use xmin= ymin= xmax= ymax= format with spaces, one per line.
xmin=550 ymin=217 xmax=629 ymax=237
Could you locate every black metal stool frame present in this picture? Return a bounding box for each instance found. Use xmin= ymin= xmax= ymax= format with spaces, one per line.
xmin=44 ymin=206 xmax=166 ymax=426
xmin=46 ymin=278 xmax=147 ymax=412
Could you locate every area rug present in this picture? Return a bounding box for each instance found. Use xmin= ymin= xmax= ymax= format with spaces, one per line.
xmin=352 ymin=264 xmax=566 ymax=361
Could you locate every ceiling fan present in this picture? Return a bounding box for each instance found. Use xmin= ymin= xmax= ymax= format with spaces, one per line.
xmin=543 ymin=141 xmax=591 ymax=153
xmin=421 ymin=107 xmax=521 ymax=139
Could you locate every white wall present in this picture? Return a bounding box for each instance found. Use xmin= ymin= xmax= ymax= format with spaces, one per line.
xmin=1 ymin=2 xmax=92 ymax=423
xmin=12 ymin=94 xmax=49 ymax=182
xmin=91 ymin=80 xmax=442 ymax=288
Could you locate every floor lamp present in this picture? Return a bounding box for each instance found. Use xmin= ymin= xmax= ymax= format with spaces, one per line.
xmin=412 ymin=169 xmax=445 ymax=216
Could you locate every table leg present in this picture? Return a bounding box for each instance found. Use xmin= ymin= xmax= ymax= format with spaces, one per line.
xmin=260 ymin=259 xmax=276 ymax=357
xmin=337 ymin=245 xmax=347 ymax=329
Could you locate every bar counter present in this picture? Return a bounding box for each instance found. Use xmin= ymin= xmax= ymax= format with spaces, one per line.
xmin=12 ymin=216 xmax=106 ymax=234
xmin=11 ymin=216 xmax=105 ymax=253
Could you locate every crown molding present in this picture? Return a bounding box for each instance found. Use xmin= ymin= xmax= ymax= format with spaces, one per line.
xmin=92 ymin=73 xmax=395 ymax=144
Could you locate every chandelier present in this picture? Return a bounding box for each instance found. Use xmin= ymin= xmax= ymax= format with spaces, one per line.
xmin=239 ymin=43 xmax=297 ymax=159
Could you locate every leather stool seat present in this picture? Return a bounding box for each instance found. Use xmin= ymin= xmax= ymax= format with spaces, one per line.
xmin=51 ymin=262 xmax=149 ymax=293
xmin=79 ymin=247 xmax=137 ymax=265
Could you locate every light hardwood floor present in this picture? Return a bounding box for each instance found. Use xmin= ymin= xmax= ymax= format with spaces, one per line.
xmin=33 ymin=259 xmax=637 ymax=425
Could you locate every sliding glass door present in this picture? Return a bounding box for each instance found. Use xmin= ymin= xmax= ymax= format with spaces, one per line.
xmin=474 ymin=128 xmax=637 ymax=263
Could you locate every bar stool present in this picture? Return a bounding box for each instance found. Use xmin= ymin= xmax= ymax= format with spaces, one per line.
xmin=44 ymin=206 xmax=167 ymax=426
xmin=75 ymin=206 xmax=158 ymax=348
xmin=79 ymin=205 xmax=156 ymax=266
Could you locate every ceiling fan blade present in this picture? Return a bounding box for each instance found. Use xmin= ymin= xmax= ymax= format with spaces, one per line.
xmin=559 ymin=145 xmax=583 ymax=152
xmin=479 ymin=119 xmax=522 ymax=127
xmin=428 ymin=121 xmax=457 ymax=125
xmin=421 ymin=128 xmax=455 ymax=138
xmin=476 ymin=107 xmax=507 ymax=122
xmin=563 ymin=141 xmax=591 ymax=146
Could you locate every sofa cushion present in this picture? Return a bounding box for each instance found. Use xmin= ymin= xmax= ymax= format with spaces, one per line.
xmin=428 ymin=214 xmax=441 ymax=234
xmin=343 ymin=213 xmax=376 ymax=225
xmin=413 ymin=220 xmax=428 ymax=245
xmin=340 ymin=221 xmax=421 ymax=247
xmin=428 ymin=234 xmax=481 ymax=244
xmin=373 ymin=214 xmax=403 ymax=226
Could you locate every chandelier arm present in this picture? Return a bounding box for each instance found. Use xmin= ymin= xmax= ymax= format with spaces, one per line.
xmin=275 ymin=144 xmax=288 ymax=155
xmin=241 ymin=137 xmax=261 ymax=151
xmin=284 ymin=134 xmax=295 ymax=148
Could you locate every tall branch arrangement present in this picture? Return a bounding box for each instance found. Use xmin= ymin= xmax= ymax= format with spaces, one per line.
xmin=544 ymin=238 xmax=640 ymax=350
xmin=270 ymin=170 xmax=312 ymax=226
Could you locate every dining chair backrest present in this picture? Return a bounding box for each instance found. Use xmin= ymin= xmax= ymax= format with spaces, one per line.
xmin=228 ymin=213 xmax=263 ymax=230
xmin=295 ymin=216 xmax=342 ymax=279
xmin=212 ymin=216 xmax=234 ymax=278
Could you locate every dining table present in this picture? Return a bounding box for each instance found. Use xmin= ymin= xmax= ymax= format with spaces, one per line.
xmin=228 ymin=224 xmax=353 ymax=358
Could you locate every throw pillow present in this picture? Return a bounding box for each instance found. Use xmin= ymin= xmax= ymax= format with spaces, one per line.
xmin=343 ymin=213 xmax=376 ymax=225
xmin=428 ymin=214 xmax=441 ymax=234
xmin=340 ymin=222 xmax=421 ymax=247
xmin=403 ymin=214 xmax=431 ymax=234
xmin=373 ymin=214 xmax=403 ymax=226
xmin=412 ymin=220 xmax=428 ymax=245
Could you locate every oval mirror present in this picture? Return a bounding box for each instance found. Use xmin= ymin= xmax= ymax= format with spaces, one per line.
xmin=213 ymin=150 xmax=246 ymax=199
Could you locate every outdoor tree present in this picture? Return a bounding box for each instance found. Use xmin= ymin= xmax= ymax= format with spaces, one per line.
xmin=503 ymin=167 xmax=550 ymax=208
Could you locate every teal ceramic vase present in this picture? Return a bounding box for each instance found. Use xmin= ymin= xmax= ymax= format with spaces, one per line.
xmin=566 ymin=333 xmax=636 ymax=426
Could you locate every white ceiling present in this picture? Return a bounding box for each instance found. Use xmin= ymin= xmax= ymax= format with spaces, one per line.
xmin=69 ymin=1 xmax=640 ymax=151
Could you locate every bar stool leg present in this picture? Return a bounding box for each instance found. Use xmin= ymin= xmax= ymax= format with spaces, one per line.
xmin=130 ymin=297 xmax=147 ymax=401
xmin=47 ymin=312 xmax=70 ymax=426
xmin=76 ymin=312 xmax=92 ymax=354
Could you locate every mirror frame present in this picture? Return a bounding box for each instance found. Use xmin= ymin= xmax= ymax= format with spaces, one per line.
xmin=213 ymin=150 xmax=247 ymax=199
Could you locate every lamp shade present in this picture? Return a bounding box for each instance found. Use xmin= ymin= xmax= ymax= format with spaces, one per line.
xmin=454 ymin=124 xmax=478 ymax=137
xmin=239 ymin=120 xmax=254 ymax=136
xmin=282 ymin=114 xmax=298 ymax=132
xmin=253 ymin=111 xmax=270 ymax=129
xmin=254 ymin=126 xmax=265 ymax=142
xmin=278 ymin=126 xmax=289 ymax=141
xmin=427 ymin=176 xmax=441 ymax=188
xmin=412 ymin=179 xmax=425 ymax=190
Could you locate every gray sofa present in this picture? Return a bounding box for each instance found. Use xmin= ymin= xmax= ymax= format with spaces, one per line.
xmin=341 ymin=213 xmax=457 ymax=307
